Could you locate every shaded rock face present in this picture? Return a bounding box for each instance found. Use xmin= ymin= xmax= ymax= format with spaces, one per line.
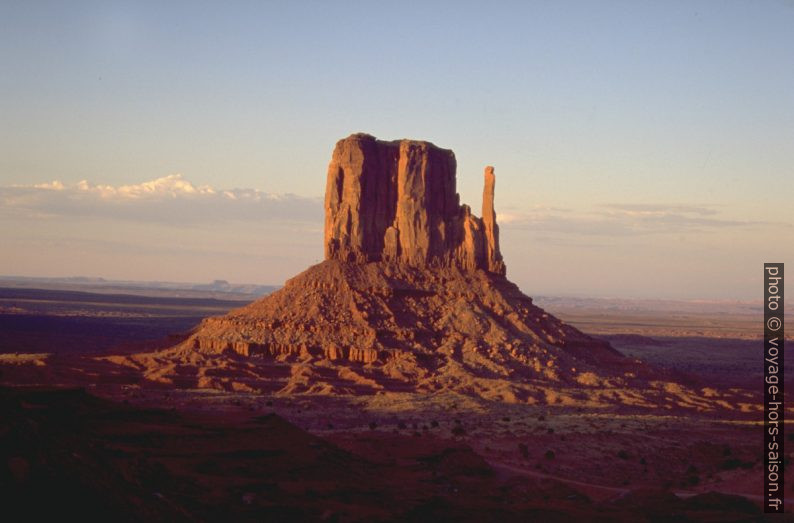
xmin=324 ymin=133 xmax=505 ymax=275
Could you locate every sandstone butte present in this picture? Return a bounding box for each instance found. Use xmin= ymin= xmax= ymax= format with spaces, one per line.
xmin=118 ymin=133 xmax=698 ymax=404
xmin=324 ymin=133 xmax=505 ymax=275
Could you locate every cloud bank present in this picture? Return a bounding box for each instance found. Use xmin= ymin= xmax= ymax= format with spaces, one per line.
xmin=6 ymin=175 xmax=781 ymax=238
xmin=2 ymin=174 xmax=323 ymax=226
xmin=2 ymin=174 xmax=790 ymax=298
xmin=499 ymin=202 xmax=778 ymax=238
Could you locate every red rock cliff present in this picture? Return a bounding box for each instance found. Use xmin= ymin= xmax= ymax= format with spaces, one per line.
xmin=324 ymin=133 xmax=505 ymax=275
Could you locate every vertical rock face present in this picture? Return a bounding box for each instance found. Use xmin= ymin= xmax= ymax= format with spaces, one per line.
xmin=324 ymin=133 xmax=506 ymax=275
xmin=482 ymin=166 xmax=505 ymax=274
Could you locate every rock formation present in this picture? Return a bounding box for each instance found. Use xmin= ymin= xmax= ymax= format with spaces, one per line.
xmin=482 ymin=165 xmax=505 ymax=274
xmin=324 ymin=133 xmax=505 ymax=275
xmin=127 ymin=133 xmax=663 ymax=401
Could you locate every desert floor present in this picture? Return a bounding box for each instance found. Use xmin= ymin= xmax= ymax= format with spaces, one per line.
xmin=0 ymin=285 xmax=791 ymax=520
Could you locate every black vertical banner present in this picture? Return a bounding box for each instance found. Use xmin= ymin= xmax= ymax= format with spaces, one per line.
xmin=764 ymin=263 xmax=784 ymax=513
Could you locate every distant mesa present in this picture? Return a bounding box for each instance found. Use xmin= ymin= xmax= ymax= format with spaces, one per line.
xmin=325 ymin=133 xmax=505 ymax=275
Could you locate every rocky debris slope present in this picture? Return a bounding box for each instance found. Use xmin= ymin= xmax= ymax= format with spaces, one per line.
xmin=172 ymin=259 xmax=641 ymax=396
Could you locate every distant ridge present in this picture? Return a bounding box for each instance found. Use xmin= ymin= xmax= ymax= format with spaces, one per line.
xmin=0 ymin=275 xmax=277 ymax=300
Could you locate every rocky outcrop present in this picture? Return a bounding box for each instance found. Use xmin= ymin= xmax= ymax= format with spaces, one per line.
xmin=146 ymin=133 xmax=648 ymax=401
xmin=180 ymin=258 xmax=628 ymax=395
xmin=482 ymin=166 xmax=505 ymax=274
xmin=324 ymin=133 xmax=506 ymax=275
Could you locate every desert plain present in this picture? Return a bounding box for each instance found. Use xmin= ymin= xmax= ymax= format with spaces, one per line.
xmin=0 ymin=278 xmax=790 ymax=521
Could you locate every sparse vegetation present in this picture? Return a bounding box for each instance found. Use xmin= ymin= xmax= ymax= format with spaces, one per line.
xmin=719 ymin=458 xmax=752 ymax=471
xmin=683 ymin=475 xmax=700 ymax=487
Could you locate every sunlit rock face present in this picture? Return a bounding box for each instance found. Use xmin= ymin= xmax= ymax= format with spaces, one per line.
xmin=164 ymin=132 xmax=633 ymax=400
xmin=324 ymin=133 xmax=505 ymax=275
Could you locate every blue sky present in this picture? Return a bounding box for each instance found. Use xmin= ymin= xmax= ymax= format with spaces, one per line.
xmin=1 ymin=1 xmax=792 ymax=298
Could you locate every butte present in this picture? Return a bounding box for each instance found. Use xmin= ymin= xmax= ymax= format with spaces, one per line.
xmin=120 ymin=133 xmax=687 ymax=404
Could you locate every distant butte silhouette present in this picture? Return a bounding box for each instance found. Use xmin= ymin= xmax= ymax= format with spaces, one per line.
xmin=163 ymin=133 xmax=651 ymax=400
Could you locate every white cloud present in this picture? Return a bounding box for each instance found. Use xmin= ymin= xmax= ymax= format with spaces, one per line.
xmin=32 ymin=180 xmax=65 ymax=190
xmin=499 ymin=202 xmax=784 ymax=237
xmin=71 ymin=176 xmax=194 ymax=199
xmin=599 ymin=203 xmax=720 ymax=217
xmin=1 ymin=174 xmax=323 ymax=225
